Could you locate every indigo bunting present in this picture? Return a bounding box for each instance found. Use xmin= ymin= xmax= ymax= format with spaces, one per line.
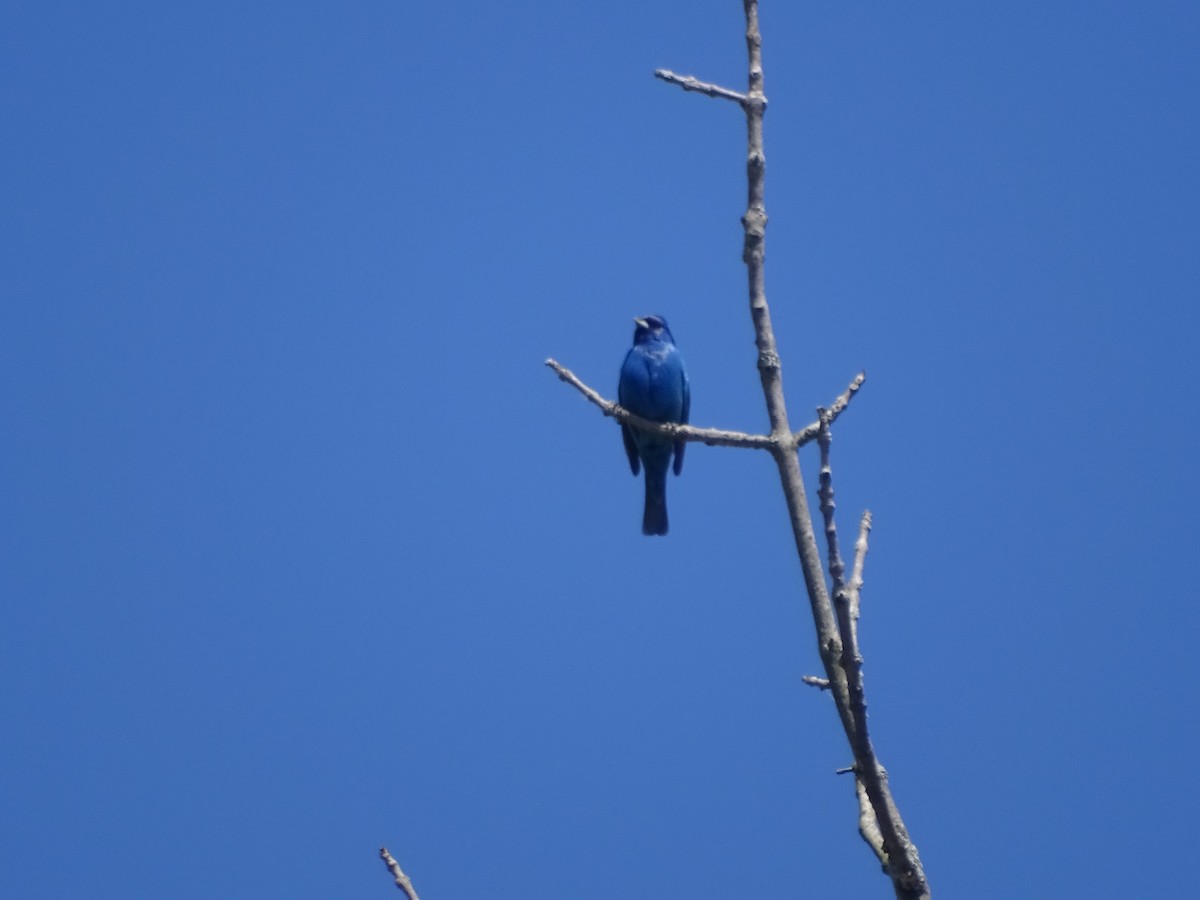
xmin=618 ymin=315 xmax=690 ymax=535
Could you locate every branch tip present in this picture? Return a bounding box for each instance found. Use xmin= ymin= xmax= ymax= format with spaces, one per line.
xmin=379 ymin=847 xmax=420 ymax=900
xmin=794 ymin=371 xmax=868 ymax=447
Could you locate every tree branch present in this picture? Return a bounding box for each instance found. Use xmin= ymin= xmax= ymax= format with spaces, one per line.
xmin=854 ymin=775 xmax=889 ymax=871
xmin=848 ymin=510 xmax=871 ymax=625
xmin=832 ymin=511 xmax=928 ymax=897
xmin=793 ymin=371 xmax=866 ymax=447
xmin=545 ymin=357 xmax=774 ymax=449
xmin=547 ymin=358 xmax=863 ymax=453
xmin=654 ymin=68 xmax=748 ymax=105
xmin=816 ymin=411 xmax=847 ymax=605
xmin=674 ymin=2 xmax=929 ymax=895
xmin=542 ymin=4 xmax=930 ymax=896
xmin=379 ymin=847 xmax=420 ymax=900
xmin=723 ymin=0 xmax=861 ymax=758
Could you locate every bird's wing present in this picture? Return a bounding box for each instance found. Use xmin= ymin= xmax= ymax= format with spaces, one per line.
xmin=680 ymin=364 xmax=690 ymax=425
xmin=618 ymin=349 xmax=643 ymax=476
xmin=673 ymin=361 xmax=690 ymax=476
xmin=621 ymin=423 xmax=640 ymax=476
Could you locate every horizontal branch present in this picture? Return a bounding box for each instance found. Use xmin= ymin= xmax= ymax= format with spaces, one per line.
xmin=545 ymin=358 xmax=773 ymax=450
xmin=546 ymin=359 xmax=865 ymax=454
xmin=654 ymin=68 xmax=748 ymax=105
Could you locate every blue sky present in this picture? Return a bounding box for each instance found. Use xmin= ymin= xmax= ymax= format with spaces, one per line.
xmin=3 ymin=2 xmax=1198 ymax=897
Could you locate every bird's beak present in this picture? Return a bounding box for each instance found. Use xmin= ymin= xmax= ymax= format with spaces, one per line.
xmin=633 ymin=317 xmax=649 ymax=329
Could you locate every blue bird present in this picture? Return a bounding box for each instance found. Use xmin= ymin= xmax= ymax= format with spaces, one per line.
xmin=618 ymin=315 xmax=690 ymax=536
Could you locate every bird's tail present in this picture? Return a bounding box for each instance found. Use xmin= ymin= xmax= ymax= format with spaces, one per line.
xmin=642 ymin=464 xmax=668 ymax=536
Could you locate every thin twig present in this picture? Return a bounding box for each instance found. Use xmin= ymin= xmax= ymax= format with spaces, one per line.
xmin=801 ymin=675 xmax=831 ymax=691
xmin=848 ymin=510 xmax=871 ymax=624
xmin=654 ymin=68 xmax=748 ymax=104
xmin=836 ymin=512 xmax=871 ymax=667
xmin=816 ymin=411 xmax=847 ymax=603
xmin=379 ymin=847 xmax=420 ymax=900
xmin=793 ymin=371 xmax=866 ymax=447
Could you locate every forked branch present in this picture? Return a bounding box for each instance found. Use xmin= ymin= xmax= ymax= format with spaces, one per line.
xmin=543 ymin=1 xmax=929 ymax=897
xmin=656 ymin=2 xmax=929 ymax=896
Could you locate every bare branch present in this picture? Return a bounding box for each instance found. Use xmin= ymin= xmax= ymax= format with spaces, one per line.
xmin=545 ymin=357 xmax=775 ymax=450
xmin=660 ymin=2 xmax=929 ymax=894
xmin=793 ymin=371 xmax=867 ymax=447
xmin=848 ymin=510 xmax=871 ymax=624
xmin=854 ymin=776 xmax=889 ymax=871
xmin=546 ymin=4 xmax=929 ymax=896
xmin=816 ymin=411 xmax=847 ymax=603
xmin=695 ymin=0 xmax=867 ymax=762
xmin=654 ymin=68 xmax=748 ymax=104
xmin=379 ymin=847 xmax=420 ymax=900
xmin=548 ymin=358 xmax=863 ymax=452
xmin=832 ymin=512 xmax=929 ymax=897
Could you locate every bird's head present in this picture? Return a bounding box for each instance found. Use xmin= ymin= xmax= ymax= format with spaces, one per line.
xmin=632 ymin=315 xmax=675 ymax=346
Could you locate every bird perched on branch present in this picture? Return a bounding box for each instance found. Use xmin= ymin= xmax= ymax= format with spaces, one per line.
xmin=618 ymin=315 xmax=690 ymax=535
